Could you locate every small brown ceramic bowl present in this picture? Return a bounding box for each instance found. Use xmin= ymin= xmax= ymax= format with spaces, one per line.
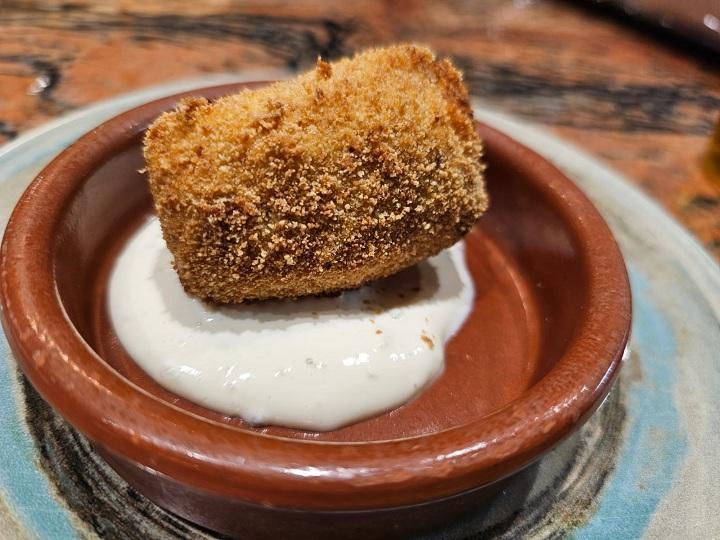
xmin=0 ymin=83 xmax=630 ymax=539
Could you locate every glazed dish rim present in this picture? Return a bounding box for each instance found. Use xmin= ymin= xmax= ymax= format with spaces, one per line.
xmin=0 ymin=82 xmax=631 ymax=511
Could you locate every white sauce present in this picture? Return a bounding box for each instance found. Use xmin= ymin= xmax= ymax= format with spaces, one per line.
xmin=109 ymin=218 xmax=474 ymax=431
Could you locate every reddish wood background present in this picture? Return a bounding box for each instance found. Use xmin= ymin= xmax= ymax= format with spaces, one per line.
xmin=1 ymin=0 xmax=719 ymax=257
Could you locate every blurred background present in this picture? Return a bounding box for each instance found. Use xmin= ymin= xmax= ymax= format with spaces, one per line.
xmin=1 ymin=0 xmax=718 ymax=257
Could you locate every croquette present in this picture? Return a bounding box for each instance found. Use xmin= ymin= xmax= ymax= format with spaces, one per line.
xmin=143 ymin=44 xmax=488 ymax=303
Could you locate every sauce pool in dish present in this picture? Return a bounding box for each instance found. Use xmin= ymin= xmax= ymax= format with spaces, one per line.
xmin=109 ymin=217 xmax=475 ymax=431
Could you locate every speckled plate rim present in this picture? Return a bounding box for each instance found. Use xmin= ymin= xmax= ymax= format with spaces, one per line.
xmin=0 ymin=76 xmax=717 ymax=539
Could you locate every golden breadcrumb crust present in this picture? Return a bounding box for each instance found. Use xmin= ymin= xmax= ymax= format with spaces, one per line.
xmin=143 ymin=44 xmax=488 ymax=303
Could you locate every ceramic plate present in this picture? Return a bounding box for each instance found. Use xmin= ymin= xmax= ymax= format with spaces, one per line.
xmin=0 ymin=75 xmax=718 ymax=539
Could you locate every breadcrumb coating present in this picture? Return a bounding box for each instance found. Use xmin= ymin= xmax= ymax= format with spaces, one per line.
xmin=143 ymin=44 xmax=488 ymax=303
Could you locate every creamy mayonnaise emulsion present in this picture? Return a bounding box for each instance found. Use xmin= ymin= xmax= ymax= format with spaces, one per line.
xmin=109 ymin=218 xmax=474 ymax=431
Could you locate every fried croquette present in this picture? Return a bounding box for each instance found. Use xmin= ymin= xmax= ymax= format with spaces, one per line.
xmin=143 ymin=44 xmax=488 ymax=303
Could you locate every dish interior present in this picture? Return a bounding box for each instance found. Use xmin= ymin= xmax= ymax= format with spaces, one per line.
xmin=53 ymin=128 xmax=587 ymax=443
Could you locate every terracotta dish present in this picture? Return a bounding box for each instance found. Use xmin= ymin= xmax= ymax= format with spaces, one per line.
xmin=0 ymin=83 xmax=631 ymax=539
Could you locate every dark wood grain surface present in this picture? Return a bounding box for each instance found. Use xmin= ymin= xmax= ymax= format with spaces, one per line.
xmin=1 ymin=0 xmax=719 ymax=256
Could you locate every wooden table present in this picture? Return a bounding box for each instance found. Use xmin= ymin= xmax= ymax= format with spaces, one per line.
xmin=1 ymin=0 xmax=718 ymax=257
